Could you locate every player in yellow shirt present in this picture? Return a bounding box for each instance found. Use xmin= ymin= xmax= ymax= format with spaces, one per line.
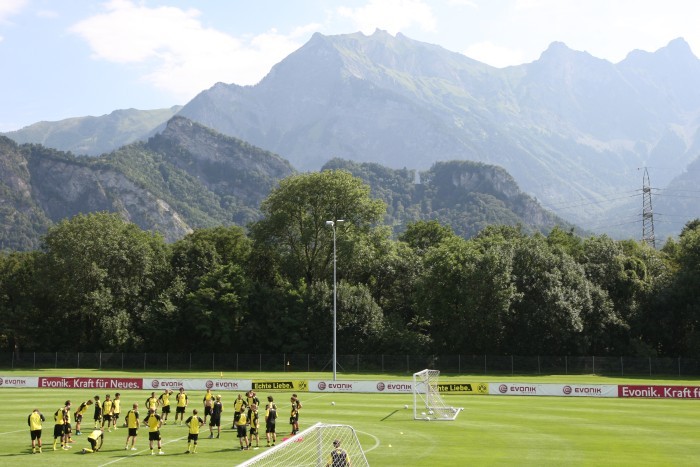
xmin=158 ymin=389 xmax=172 ymax=424
xmin=232 ymin=393 xmax=247 ymax=429
xmin=124 ymin=403 xmax=140 ymax=451
xmin=81 ymin=428 xmax=104 ymax=453
xmin=73 ymin=399 xmax=92 ymax=435
xmin=53 ymin=402 xmax=70 ymax=451
xmin=145 ymin=392 xmax=158 ymax=412
xmin=101 ymin=394 xmax=114 ymax=431
xmin=184 ymin=409 xmax=205 ymax=454
xmin=175 ymin=387 xmax=188 ymax=425
xmin=28 ymin=408 xmax=45 ymax=454
xmin=235 ymin=408 xmax=249 ymax=451
xmin=143 ymin=408 xmax=164 ymax=455
xmin=248 ymin=403 xmax=261 ymax=449
xmin=111 ymin=393 xmax=121 ymax=430
xmin=326 ymin=439 xmax=351 ymax=467
xmin=202 ymin=388 xmax=214 ymax=424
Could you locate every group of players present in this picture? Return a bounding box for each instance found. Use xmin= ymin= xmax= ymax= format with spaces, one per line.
xmin=27 ymin=387 xmax=303 ymax=456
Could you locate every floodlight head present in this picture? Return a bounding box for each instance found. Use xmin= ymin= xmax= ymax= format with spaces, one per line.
xmin=325 ymin=220 xmax=334 ymax=226
xmin=337 ymin=219 xmax=345 ymax=223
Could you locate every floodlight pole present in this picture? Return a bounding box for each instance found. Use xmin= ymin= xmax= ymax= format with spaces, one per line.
xmin=326 ymin=219 xmax=344 ymax=381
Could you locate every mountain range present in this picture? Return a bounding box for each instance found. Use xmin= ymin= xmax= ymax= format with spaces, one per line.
xmin=0 ymin=116 xmax=567 ymax=250
xmin=5 ymin=30 xmax=700 ymax=240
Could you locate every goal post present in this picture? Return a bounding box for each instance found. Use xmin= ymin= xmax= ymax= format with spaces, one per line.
xmin=413 ymin=369 xmax=463 ymax=421
xmin=238 ymin=422 xmax=369 ymax=467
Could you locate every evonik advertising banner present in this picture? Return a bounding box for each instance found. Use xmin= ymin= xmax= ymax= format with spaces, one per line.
xmin=618 ymin=385 xmax=700 ymax=399
xmin=490 ymin=383 xmax=618 ymax=397
xmin=310 ymin=380 xmax=414 ymax=393
xmin=143 ymin=378 xmax=252 ymax=391
xmin=39 ymin=377 xmax=142 ymax=389
xmin=0 ymin=376 xmax=38 ymax=388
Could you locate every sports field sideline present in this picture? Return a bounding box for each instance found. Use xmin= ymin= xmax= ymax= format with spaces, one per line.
xmin=2 ymin=370 xmax=699 ymax=466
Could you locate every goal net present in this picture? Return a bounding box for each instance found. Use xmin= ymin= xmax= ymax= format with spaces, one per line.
xmin=413 ymin=369 xmax=462 ymax=421
xmin=238 ymin=422 xmax=369 ymax=466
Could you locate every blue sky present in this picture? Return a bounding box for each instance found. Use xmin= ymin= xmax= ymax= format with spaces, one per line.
xmin=1 ymin=0 xmax=699 ymax=132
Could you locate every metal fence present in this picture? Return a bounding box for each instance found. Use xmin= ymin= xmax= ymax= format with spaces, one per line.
xmin=2 ymin=353 xmax=700 ymax=377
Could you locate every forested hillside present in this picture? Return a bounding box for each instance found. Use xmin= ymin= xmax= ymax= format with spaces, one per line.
xmin=1 ymin=171 xmax=698 ymax=358
xmin=323 ymin=158 xmax=576 ymax=237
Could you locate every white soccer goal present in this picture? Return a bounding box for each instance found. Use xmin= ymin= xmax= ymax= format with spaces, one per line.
xmin=413 ymin=369 xmax=463 ymax=421
xmin=238 ymin=422 xmax=369 ymax=466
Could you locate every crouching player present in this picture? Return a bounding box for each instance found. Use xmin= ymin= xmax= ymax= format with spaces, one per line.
xmin=81 ymin=428 xmax=104 ymax=453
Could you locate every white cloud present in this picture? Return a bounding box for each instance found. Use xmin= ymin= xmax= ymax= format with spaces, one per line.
xmin=447 ymin=0 xmax=478 ymax=7
xmin=338 ymin=0 xmax=436 ymax=35
xmin=69 ymin=0 xmax=311 ymax=99
xmin=36 ymin=9 xmax=59 ymax=19
xmin=463 ymin=41 xmax=525 ymax=68
xmin=0 ymin=0 xmax=27 ymax=22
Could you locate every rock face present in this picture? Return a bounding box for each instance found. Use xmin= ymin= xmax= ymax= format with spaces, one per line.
xmin=28 ymin=156 xmax=192 ymax=241
xmin=323 ymin=158 xmax=572 ymax=238
xmin=0 ymin=117 xmax=295 ymax=250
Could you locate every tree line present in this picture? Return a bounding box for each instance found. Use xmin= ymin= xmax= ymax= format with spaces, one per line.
xmin=1 ymin=170 xmax=699 ymax=357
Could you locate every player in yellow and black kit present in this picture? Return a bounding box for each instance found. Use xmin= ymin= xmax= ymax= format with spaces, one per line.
xmin=81 ymin=429 xmax=104 ymax=453
xmin=326 ymin=439 xmax=351 ymax=466
xmin=232 ymin=393 xmax=247 ymax=429
xmin=145 ymin=392 xmax=158 ymax=413
xmin=53 ymin=402 xmax=70 ymax=451
xmin=73 ymin=399 xmax=92 ymax=435
xmin=28 ymin=408 xmax=45 ymax=454
xmin=290 ymin=394 xmax=302 ymax=435
xmin=248 ymin=403 xmax=260 ymax=449
xmin=101 ymin=394 xmax=114 ymax=431
xmin=202 ymin=388 xmax=214 ymax=424
xmin=265 ymin=396 xmax=277 ymax=447
xmin=184 ymin=409 xmax=205 ymax=454
xmin=235 ymin=407 xmax=249 ymax=451
xmin=124 ymin=403 xmax=139 ymax=451
xmin=246 ymin=390 xmax=260 ymax=427
xmin=111 ymin=393 xmax=121 ymax=430
xmin=93 ymin=395 xmax=102 ymax=428
xmin=143 ymin=408 xmax=164 ymax=455
xmin=158 ymin=389 xmax=172 ymax=424
xmin=175 ymin=387 xmax=188 ymax=425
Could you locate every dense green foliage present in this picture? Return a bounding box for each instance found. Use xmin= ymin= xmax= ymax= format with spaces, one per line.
xmin=0 ymin=171 xmax=699 ymax=358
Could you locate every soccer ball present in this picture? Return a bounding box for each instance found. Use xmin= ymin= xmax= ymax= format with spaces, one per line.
xmin=403 ymin=404 xmax=408 ymax=409
xmin=331 ymin=401 xmax=335 ymax=406
xmin=428 ymin=410 xmax=434 ymax=415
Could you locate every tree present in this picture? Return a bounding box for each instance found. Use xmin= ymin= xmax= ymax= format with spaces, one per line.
xmin=417 ymin=235 xmax=515 ymax=353
xmin=250 ymin=170 xmax=385 ymax=287
xmin=0 ymin=251 xmax=42 ymax=352
xmin=504 ymin=235 xmax=591 ymax=355
xmin=399 ymin=220 xmax=456 ymax=254
xmin=36 ymin=212 xmax=172 ymax=350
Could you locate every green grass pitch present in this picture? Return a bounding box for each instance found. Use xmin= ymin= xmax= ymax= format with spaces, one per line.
xmin=1 ymin=370 xmax=699 ymax=465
